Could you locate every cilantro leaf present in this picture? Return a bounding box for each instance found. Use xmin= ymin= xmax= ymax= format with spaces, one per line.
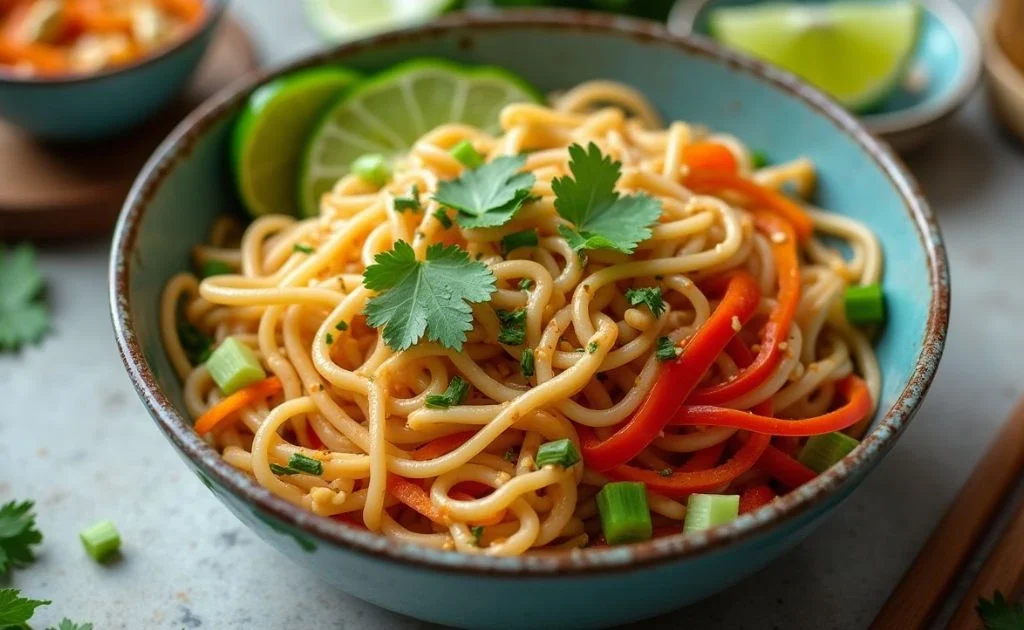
xmin=553 ymin=143 xmax=662 ymax=254
xmin=496 ymin=309 xmax=526 ymax=346
xmin=0 ymin=501 xmax=43 ymax=575
xmin=520 ymin=348 xmax=535 ymax=377
xmin=394 ymin=184 xmax=421 ymax=213
xmin=470 ymin=525 xmax=484 ymax=546
xmin=978 ymin=592 xmax=1024 ymax=630
xmin=625 ymin=287 xmax=666 ymax=317
xmin=363 ymin=242 xmax=496 ymax=351
xmin=425 ymin=376 xmax=470 ymax=409
xmin=434 ymin=156 xmax=536 ymax=229
xmin=0 ymin=244 xmax=50 ymax=351
xmin=655 ymin=336 xmax=679 ymax=362
xmin=0 ymin=589 xmax=50 ymax=627
xmin=48 ymin=620 xmax=94 ymax=630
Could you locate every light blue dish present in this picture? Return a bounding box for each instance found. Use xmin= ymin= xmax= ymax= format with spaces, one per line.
xmin=670 ymin=0 xmax=982 ymax=152
xmin=110 ymin=10 xmax=949 ymax=629
xmin=0 ymin=0 xmax=225 ymax=141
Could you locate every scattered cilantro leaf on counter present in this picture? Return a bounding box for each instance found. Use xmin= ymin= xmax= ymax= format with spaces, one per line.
xmin=553 ymin=143 xmax=662 ymax=254
xmin=434 ymin=155 xmax=536 ymax=229
xmin=0 ymin=500 xmax=43 ymax=575
xmin=363 ymin=241 xmax=496 ymax=351
xmin=48 ymin=619 xmax=94 ymax=630
xmin=625 ymin=287 xmax=666 ymax=318
xmin=978 ymin=592 xmax=1024 ymax=630
xmin=0 ymin=244 xmax=50 ymax=352
xmin=0 ymin=589 xmax=50 ymax=627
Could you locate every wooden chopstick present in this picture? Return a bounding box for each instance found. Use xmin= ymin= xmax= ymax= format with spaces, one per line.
xmin=870 ymin=395 xmax=1024 ymax=629
xmin=947 ymin=494 xmax=1024 ymax=629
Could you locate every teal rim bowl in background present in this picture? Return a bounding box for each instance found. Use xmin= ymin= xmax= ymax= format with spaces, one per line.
xmin=0 ymin=0 xmax=225 ymax=142
xmin=110 ymin=10 xmax=949 ymax=629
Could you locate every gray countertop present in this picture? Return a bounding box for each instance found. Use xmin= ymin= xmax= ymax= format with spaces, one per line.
xmin=3 ymin=1 xmax=1022 ymax=628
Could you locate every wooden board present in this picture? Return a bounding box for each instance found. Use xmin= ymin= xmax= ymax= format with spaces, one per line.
xmin=0 ymin=17 xmax=259 ymax=241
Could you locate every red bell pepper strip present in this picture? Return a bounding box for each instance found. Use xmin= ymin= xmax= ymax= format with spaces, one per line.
xmin=739 ymin=485 xmax=777 ymax=513
xmin=690 ymin=212 xmax=800 ymax=405
xmin=684 ymin=169 xmax=814 ymax=241
xmin=756 ymin=444 xmax=817 ymax=488
xmin=679 ymin=442 xmax=726 ymax=472
xmin=579 ymin=272 xmax=762 ymax=472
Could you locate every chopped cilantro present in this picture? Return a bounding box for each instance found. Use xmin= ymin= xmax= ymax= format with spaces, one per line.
xmin=325 ymin=333 xmax=334 ymax=345
xmin=504 ymin=448 xmax=518 ymax=463
xmin=553 ymin=143 xmax=662 ymax=254
xmin=434 ymin=155 xmax=536 ymax=228
xmin=655 ymin=336 xmax=678 ymax=362
xmin=625 ymin=287 xmax=666 ymax=317
xmin=0 ymin=589 xmax=50 ymax=627
xmin=363 ymin=242 xmax=496 ymax=351
xmin=433 ymin=209 xmax=453 ymax=229
xmin=519 ymin=278 xmax=534 ymax=291
xmin=177 ymin=321 xmax=213 ymax=365
xmin=501 ymin=229 xmax=539 ymax=255
xmin=470 ymin=525 xmax=484 ymax=546
xmin=49 ymin=620 xmax=94 ymax=630
xmin=751 ymin=150 xmax=770 ymax=169
xmin=587 ymin=341 xmax=598 ymax=354
xmin=334 ymin=321 xmax=348 ymax=331
xmin=978 ymin=592 xmax=1024 ymax=630
xmin=293 ymin=243 xmax=315 ymax=255
xmin=201 ymin=259 xmax=233 ymax=278
xmin=0 ymin=244 xmax=50 ymax=351
xmin=394 ymin=184 xmax=422 ymax=213
xmin=425 ymin=376 xmax=470 ymax=409
xmin=520 ymin=348 xmax=535 ymax=377
xmin=0 ymin=500 xmax=43 ymax=575
xmin=496 ymin=309 xmax=527 ymax=346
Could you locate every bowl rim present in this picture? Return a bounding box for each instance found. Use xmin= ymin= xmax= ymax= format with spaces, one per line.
xmin=0 ymin=0 xmax=226 ymax=87
xmin=109 ymin=8 xmax=950 ymax=577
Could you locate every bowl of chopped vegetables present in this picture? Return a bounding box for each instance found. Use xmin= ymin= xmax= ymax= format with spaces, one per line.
xmin=0 ymin=0 xmax=224 ymax=141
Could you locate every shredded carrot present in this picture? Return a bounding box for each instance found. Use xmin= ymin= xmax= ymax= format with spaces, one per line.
xmin=411 ymin=431 xmax=475 ymax=461
xmin=193 ymin=376 xmax=282 ymax=435
xmin=386 ymin=474 xmax=445 ymax=524
xmin=683 ymin=142 xmax=739 ymax=174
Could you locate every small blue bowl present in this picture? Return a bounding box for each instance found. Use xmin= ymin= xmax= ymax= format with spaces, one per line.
xmin=670 ymin=0 xmax=982 ymax=152
xmin=110 ymin=9 xmax=949 ymax=629
xmin=0 ymin=0 xmax=225 ymax=142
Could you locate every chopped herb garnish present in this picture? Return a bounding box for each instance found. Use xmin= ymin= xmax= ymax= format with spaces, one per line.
xmin=625 ymin=287 xmax=666 ymax=317
xmin=519 ymin=278 xmax=534 ymax=291
xmin=0 ymin=244 xmax=50 ymax=351
xmin=535 ymin=439 xmax=581 ymax=468
xmin=587 ymin=341 xmax=598 ymax=354
xmin=335 ymin=321 xmax=349 ymax=331
xmin=520 ymin=348 xmax=535 ymax=377
xmin=0 ymin=501 xmax=43 ymax=575
xmin=751 ymin=150 xmax=770 ymax=169
xmin=470 ymin=525 xmax=484 ymax=546
xmin=363 ymin=241 xmax=496 ymax=351
xmin=293 ymin=243 xmax=315 ymax=255
xmin=288 ymin=453 xmax=323 ymax=476
xmin=978 ymin=591 xmax=1024 ymax=629
xmin=394 ymin=184 xmax=422 ymax=213
xmin=553 ymin=143 xmax=662 ymax=254
xmin=0 ymin=589 xmax=50 ymax=627
xmin=655 ymin=336 xmax=678 ymax=362
xmin=201 ymin=259 xmax=233 ymax=278
xmin=433 ymin=208 xmax=453 ymax=229
xmin=50 ymin=620 xmax=95 ymax=630
xmin=425 ymin=376 xmax=470 ymax=409
xmin=496 ymin=308 xmax=527 ymax=346
xmin=501 ymin=229 xmax=539 ymax=255
xmin=177 ymin=321 xmax=213 ymax=365
xmin=658 ymin=468 xmax=673 ymax=477
xmin=434 ymin=155 xmax=536 ymax=229
xmin=325 ymin=333 xmax=334 ymax=345
xmin=504 ymin=448 xmax=518 ymax=463
xmin=269 ymin=463 xmax=295 ymax=476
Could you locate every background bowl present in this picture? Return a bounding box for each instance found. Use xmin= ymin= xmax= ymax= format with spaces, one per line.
xmin=110 ymin=10 xmax=948 ymax=629
xmin=0 ymin=0 xmax=225 ymax=141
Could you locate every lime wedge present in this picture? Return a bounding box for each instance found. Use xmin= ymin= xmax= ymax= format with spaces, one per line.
xmin=709 ymin=1 xmax=921 ymax=112
xmin=304 ymin=0 xmax=462 ymax=42
xmin=232 ymin=67 xmax=361 ymax=218
xmin=299 ymin=59 xmax=543 ymax=217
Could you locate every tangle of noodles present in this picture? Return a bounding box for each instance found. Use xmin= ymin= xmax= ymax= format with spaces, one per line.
xmin=162 ymin=80 xmax=883 ymax=555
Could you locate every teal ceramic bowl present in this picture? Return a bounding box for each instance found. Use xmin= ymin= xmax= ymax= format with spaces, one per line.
xmin=670 ymin=0 xmax=982 ymax=152
xmin=110 ymin=10 xmax=949 ymax=629
xmin=0 ymin=0 xmax=225 ymax=141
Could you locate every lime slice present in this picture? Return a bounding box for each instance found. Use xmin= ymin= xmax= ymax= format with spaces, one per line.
xmin=299 ymin=59 xmax=543 ymax=218
xmin=709 ymin=1 xmax=920 ymax=112
xmin=304 ymin=0 xmax=462 ymax=42
xmin=232 ymin=67 xmax=361 ymax=218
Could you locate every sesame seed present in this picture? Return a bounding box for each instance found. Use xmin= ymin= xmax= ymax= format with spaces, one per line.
xmin=731 ymin=316 xmax=742 ymax=332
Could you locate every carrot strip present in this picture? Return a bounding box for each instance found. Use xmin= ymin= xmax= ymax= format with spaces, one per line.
xmin=683 ymin=142 xmax=739 ymax=173
xmin=386 ymin=474 xmax=445 ymax=524
xmin=685 ymin=169 xmax=814 ymax=240
xmin=193 ymin=376 xmax=282 ymax=434
xmin=154 ymin=0 xmax=205 ymax=23
xmin=739 ymin=485 xmax=777 ymax=513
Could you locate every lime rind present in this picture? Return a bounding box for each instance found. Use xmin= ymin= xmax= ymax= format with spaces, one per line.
xmin=298 ymin=59 xmax=543 ymax=218
xmin=304 ymin=0 xmax=463 ymax=43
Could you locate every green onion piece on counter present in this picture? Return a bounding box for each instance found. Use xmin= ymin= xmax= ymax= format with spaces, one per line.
xmin=520 ymin=348 xmax=535 ymax=377
xmin=201 ymin=259 xmax=233 ymax=278
xmin=596 ymin=482 xmax=653 ymax=544
xmin=351 ymin=154 xmax=393 ymax=187
xmin=501 ymin=229 xmax=539 ymax=255
xmin=205 ymin=337 xmax=266 ymax=395
xmin=798 ymin=432 xmax=860 ymax=473
xmin=844 ymin=283 xmax=885 ymax=325
xmin=449 ymin=140 xmax=483 ymax=169
xmin=80 ymin=520 xmax=121 ymax=562
xmin=288 ymin=453 xmax=323 ymax=476
xmin=535 ymin=438 xmax=581 ymax=468
xmin=683 ymin=494 xmax=739 ymax=533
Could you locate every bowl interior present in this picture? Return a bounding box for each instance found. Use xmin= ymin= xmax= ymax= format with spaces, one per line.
xmin=115 ymin=13 xmax=944 ymax=572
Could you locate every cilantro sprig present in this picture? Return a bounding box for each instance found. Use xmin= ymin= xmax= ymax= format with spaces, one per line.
xmin=363 ymin=242 xmax=496 ymax=351
xmin=433 ymin=155 xmax=536 ymax=228
xmin=553 ymin=143 xmax=662 ymax=254
xmin=978 ymin=592 xmax=1024 ymax=630
xmin=0 ymin=244 xmax=50 ymax=351
xmin=0 ymin=500 xmax=43 ymax=576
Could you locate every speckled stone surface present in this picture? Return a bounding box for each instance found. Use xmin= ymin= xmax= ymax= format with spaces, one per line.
xmin=2 ymin=1 xmax=1021 ymax=628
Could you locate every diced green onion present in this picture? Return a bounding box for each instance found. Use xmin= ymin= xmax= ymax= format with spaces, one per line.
xmin=293 ymin=243 xmax=315 ymax=254
xmin=496 ymin=309 xmax=527 ymax=346
xmin=751 ymin=150 xmax=770 ymax=169
xmin=520 ymin=348 xmax=535 ymax=377
xmin=596 ymin=482 xmax=653 ymax=544
xmin=201 ymin=259 xmax=233 ymax=278
xmin=335 ymin=321 xmax=349 ymax=331
xmin=425 ymin=376 xmax=470 ymax=409
xmin=535 ymin=438 xmax=581 ymax=468
xmin=205 ymin=336 xmax=266 ymax=395
xmin=683 ymin=494 xmax=739 ymax=533
xmin=270 ymin=463 xmax=296 ymax=476
xmin=288 ymin=453 xmax=323 ymax=476
xmin=449 ymin=140 xmax=483 ymax=169
xmin=844 ymin=283 xmax=885 ymax=325
xmin=501 ymin=229 xmax=539 ymax=254
xmin=351 ymin=153 xmax=393 ymax=187
xmin=80 ymin=520 xmax=120 ymax=562
xmin=798 ymin=432 xmax=860 ymax=473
